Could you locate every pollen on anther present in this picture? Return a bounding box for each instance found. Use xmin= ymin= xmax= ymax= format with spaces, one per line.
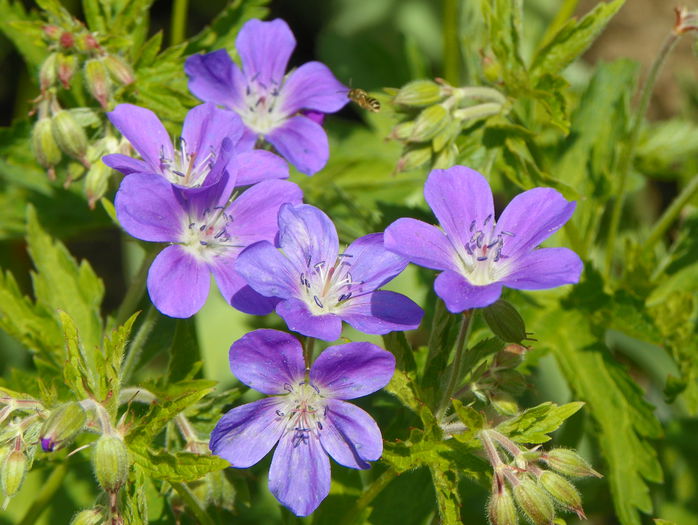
xmin=314 ymin=296 xmax=324 ymax=308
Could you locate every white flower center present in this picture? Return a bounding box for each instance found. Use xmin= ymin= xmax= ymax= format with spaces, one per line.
xmin=298 ymin=253 xmax=362 ymax=315
xmin=240 ymin=76 xmax=288 ymax=135
xmin=159 ymin=137 xmax=216 ymax=187
xmin=179 ymin=204 xmax=242 ymax=261
xmin=276 ymin=382 xmax=327 ymax=446
xmin=454 ymin=215 xmax=514 ymax=286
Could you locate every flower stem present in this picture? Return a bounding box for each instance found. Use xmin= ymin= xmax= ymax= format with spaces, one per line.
xmin=303 ymin=337 xmax=316 ymax=370
xmin=121 ymin=304 xmax=159 ymax=384
xmin=339 ymin=468 xmax=398 ymax=525
xmin=17 ymin=462 xmax=68 ymax=525
xmin=436 ymin=310 xmax=474 ymax=420
xmin=170 ymin=0 xmax=189 ymax=46
xmin=115 ymin=248 xmax=157 ymax=327
xmin=645 ymin=174 xmax=698 ymax=252
xmin=442 ymin=0 xmax=459 ymax=84
xmin=604 ymin=30 xmax=681 ymax=280
xmin=170 ymin=481 xmax=215 ymax=525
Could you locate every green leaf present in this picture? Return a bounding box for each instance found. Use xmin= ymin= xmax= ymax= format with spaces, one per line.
xmin=382 ymin=331 xmax=417 ymax=374
xmin=479 ymin=0 xmax=526 ymax=83
xmin=384 ymin=367 xmax=422 ymax=415
xmin=421 ymin=300 xmax=459 ymax=407
xmin=496 ymin=401 xmax=584 ymax=444
xmin=134 ymin=31 xmax=163 ymax=69
xmin=59 ymin=311 xmax=96 ymax=399
xmin=167 ymin=318 xmax=202 ymax=383
xmin=82 ymin=0 xmax=106 ymax=33
xmin=430 ymin=466 xmax=462 ymax=525
xmin=129 ymin=444 xmax=229 ymax=483
xmin=450 ymin=399 xmax=484 ymax=447
xmin=0 ymin=0 xmax=49 ymax=69
xmin=98 ymin=313 xmax=139 ymax=413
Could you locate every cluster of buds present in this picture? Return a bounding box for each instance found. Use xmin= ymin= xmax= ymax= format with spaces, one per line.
xmin=388 ymin=79 xmax=508 ymax=173
xmin=471 ymin=343 xmax=529 ymax=416
xmin=479 ymin=429 xmax=601 ymax=525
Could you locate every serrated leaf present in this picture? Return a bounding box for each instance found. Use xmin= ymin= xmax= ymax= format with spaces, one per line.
xmin=167 ymin=318 xmax=202 ymax=383
xmin=450 ymin=399 xmax=484 ymax=447
xmin=134 ymin=31 xmax=163 ymax=68
xmin=382 ymin=331 xmax=417 ymax=374
xmin=0 ymin=1 xmax=49 ymax=68
xmin=98 ymin=313 xmax=138 ymax=412
xmin=129 ymin=444 xmax=228 ymax=483
xmin=496 ymin=401 xmax=584 ymax=444
xmin=59 ymin=311 xmax=96 ymax=399
xmin=430 ymin=467 xmax=461 ymax=525
xmin=385 ymin=368 xmax=422 ymax=415
xmin=421 ymin=300 xmax=459 ymax=407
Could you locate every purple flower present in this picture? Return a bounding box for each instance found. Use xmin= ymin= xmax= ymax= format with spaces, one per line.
xmin=235 ymin=203 xmax=424 ymax=341
xmin=384 ymin=166 xmax=583 ymax=312
xmin=103 ymin=102 xmax=288 ymax=188
xmin=115 ymin=164 xmax=303 ymax=318
xmin=185 ymin=18 xmax=348 ymax=175
xmin=210 ymin=329 xmax=395 ymax=516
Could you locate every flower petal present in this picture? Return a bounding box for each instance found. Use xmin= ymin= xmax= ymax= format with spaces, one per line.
xmin=319 ymin=399 xmax=383 ymax=469
xmin=107 ymin=104 xmax=173 ymax=171
xmin=233 ymin=150 xmax=289 ymax=186
xmin=185 ymin=49 xmax=246 ymax=110
xmin=266 ymin=115 xmax=329 ymax=175
xmin=229 ymin=329 xmax=305 ymax=395
xmin=343 ymin=233 xmax=408 ymax=290
xmin=501 ymin=247 xmax=583 ymax=290
xmin=209 ymin=256 xmax=278 ymax=315
xmin=210 ymin=397 xmax=285 ymax=468
xmin=236 ymin=241 xmax=299 ymax=299
xmin=237 ymin=19 xmax=295 ymax=86
xmin=434 ymin=270 xmax=502 ymax=312
xmin=384 ymin=218 xmax=460 ymax=272
xmin=281 ymin=61 xmax=348 ymax=115
xmin=268 ymin=431 xmax=330 ymax=517
xmin=276 ymin=298 xmax=343 ymax=341
xmin=181 ymin=103 xmax=243 ymax=162
xmin=495 ymin=187 xmax=576 ymax=259
xmin=146 ymin=245 xmax=211 ymax=318
xmin=424 ymin=166 xmax=494 ymax=251
xmin=101 ymin=154 xmax=150 ymax=175
xmin=278 ymin=203 xmax=339 ymax=272
xmin=310 ymin=341 xmax=395 ymax=399
xmin=340 ymin=290 xmax=423 ymax=335
xmin=115 ymin=173 xmax=184 ymax=242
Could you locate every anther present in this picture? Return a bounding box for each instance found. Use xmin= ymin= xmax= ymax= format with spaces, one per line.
xmin=314 ymin=296 xmax=324 ymax=308
xmin=484 ymin=214 xmax=492 ymax=226
xmin=300 ymin=273 xmax=305 ymax=285
xmin=275 ymin=410 xmax=285 ymax=417
xmin=470 ymin=220 xmax=476 ymax=232
xmin=283 ymin=383 xmax=293 ymax=392
xmin=502 ymin=231 xmax=515 ymax=237
xmin=477 ymin=256 xmax=488 ymax=261
xmin=199 ymin=241 xmax=208 ymax=246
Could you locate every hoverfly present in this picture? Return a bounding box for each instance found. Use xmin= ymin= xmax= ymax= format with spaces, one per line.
xmin=347 ymin=88 xmax=381 ymax=112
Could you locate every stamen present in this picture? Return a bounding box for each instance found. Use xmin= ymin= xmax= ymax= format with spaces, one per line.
xmin=484 ymin=214 xmax=492 ymax=226
xmin=470 ymin=220 xmax=476 ymax=232
xmin=314 ymin=296 xmax=324 ymax=308
xmin=502 ymin=231 xmax=515 ymax=237
xmin=283 ymin=383 xmax=293 ymax=392
xmin=275 ymin=410 xmax=285 ymax=417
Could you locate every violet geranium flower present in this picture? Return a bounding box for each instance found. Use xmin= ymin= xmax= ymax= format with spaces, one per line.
xmin=103 ymin=102 xmax=288 ymax=188
xmin=210 ymin=329 xmax=395 ymax=516
xmin=384 ymin=166 xmax=583 ymax=312
xmin=235 ymin=204 xmax=424 ymax=341
xmin=185 ymin=18 xmax=348 ymax=175
xmin=115 ymin=163 xmax=303 ymax=318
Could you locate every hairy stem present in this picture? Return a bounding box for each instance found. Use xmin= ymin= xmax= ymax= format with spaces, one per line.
xmin=17 ymin=462 xmax=68 ymax=525
xmin=436 ymin=310 xmax=474 ymax=419
xmin=170 ymin=0 xmax=189 ymax=46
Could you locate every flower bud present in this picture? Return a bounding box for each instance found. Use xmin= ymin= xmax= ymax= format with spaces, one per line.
xmin=42 ymin=25 xmax=61 ymax=39
xmin=33 ymin=117 xmax=62 ymax=174
xmin=541 ymin=448 xmax=601 ymax=478
xmin=490 ymin=391 xmax=519 ymax=416
xmin=483 ymin=299 xmax=527 ymax=344
xmin=488 ymin=484 xmax=518 ymax=525
xmin=395 ymin=145 xmax=432 ymax=173
xmin=59 ymin=31 xmax=75 ymax=49
xmin=92 ymin=434 xmax=129 ymax=493
xmin=85 ymin=160 xmax=113 ymax=209
xmin=394 ymin=80 xmax=444 ymax=107
xmin=77 ymin=33 xmax=101 ymax=52
xmin=84 ymin=59 xmax=111 ymax=109
xmin=1 ymin=449 xmax=27 ymax=503
xmin=70 ymin=507 xmax=106 ymax=525
xmin=538 ymin=471 xmax=585 ymax=519
xmin=433 ymin=142 xmax=458 ymax=169
xmin=57 ymin=53 xmax=78 ymax=89
xmin=40 ymin=402 xmax=86 ymax=452
xmin=51 ymin=110 xmax=88 ymax=164
xmin=39 ymin=53 xmax=58 ymax=91
xmin=452 ymin=102 xmax=502 ymax=123
xmin=496 ymin=344 xmax=527 ymax=369
xmin=513 ymin=478 xmax=555 ymax=525
xmin=103 ymin=55 xmax=134 ymax=86
xmin=390 ymin=121 xmax=416 ymax=141
xmin=409 ymin=104 xmax=451 ymax=142
xmin=497 ymin=369 xmax=527 ymax=396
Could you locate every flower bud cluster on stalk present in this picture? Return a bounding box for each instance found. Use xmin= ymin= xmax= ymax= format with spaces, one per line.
xmin=480 ymin=429 xmax=601 ymax=525
xmin=388 ymin=79 xmax=508 ymax=173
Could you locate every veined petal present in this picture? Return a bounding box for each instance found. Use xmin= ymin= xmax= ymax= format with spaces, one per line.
xmin=319 ymin=399 xmax=383 ymax=469
xmin=236 ymin=241 xmax=299 ymax=299
xmin=501 ymin=247 xmax=582 ymax=290
xmin=210 ymin=398 xmax=285 ymax=468
xmin=434 ymin=270 xmax=502 ymax=312
xmin=340 ymin=290 xmax=423 ymax=336
xmin=102 ymin=154 xmax=150 ymax=175
xmin=384 ymin=218 xmax=460 ymax=272
xmin=209 ymin=256 xmax=278 ymax=315
xmin=276 ymin=298 xmax=343 ymax=342
xmin=343 ymin=233 xmax=408 ymax=290
xmin=229 ymin=329 xmax=305 ymax=394
xmin=185 ymin=50 xmax=246 ymax=111
xmin=268 ymin=431 xmax=330 ymax=517
xmin=107 ymin=104 xmax=173 ymax=170
xmin=278 ymin=203 xmax=339 ymax=272
xmin=424 ymin=166 xmax=494 ymax=251
xmin=266 ymin=115 xmax=329 ymax=175
xmin=233 ymin=149 xmax=289 ymax=186
xmin=147 ymin=246 xmax=210 ymax=318
xmin=310 ymin=341 xmax=395 ymax=399
xmin=280 ymin=61 xmax=348 ymax=115
xmin=237 ymin=19 xmax=295 ymax=86
xmin=181 ymin=103 xmax=243 ymax=161
xmin=495 ymin=187 xmax=576 ymax=259
xmin=115 ymin=173 xmax=184 ymax=242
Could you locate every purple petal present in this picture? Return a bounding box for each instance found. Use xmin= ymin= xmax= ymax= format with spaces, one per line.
xmin=185 ymin=50 xmax=246 ymax=111
xmin=276 ymin=298 xmax=343 ymax=341
xmin=278 ymin=204 xmax=338 ymax=272
xmin=495 ymin=188 xmax=576 ymax=259
xmin=232 ymin=285 xmax=281 ymax=315
xmin=319 ymin=399 xmax=383 ymax=469
xmin=115 ymin=173 xmax=184 ymax=242
xmin=342 ymin=233 xmax=408 ymax=290
xmin=235 ymin=241 xmax=299 ymax=299
xmin=424 ymin=166 xmax=494 ymax=251
xmin=233 ymin=150 xmax=289 ymax=186
xmin=310 ymin=341 xmax=395 ymax=399
xmin=281 ymin=61 xmax=348 ymax=115
xmin=340 ymin=290 xmax=423 ymax=335
xmin=209 ymin=256 xmax=277 ymax=315
xmin=501 ymin=247 xmax=582 ymax=290
xmin=210 ymin=397 xmax=285 ymax=468
xmin=303 ymin=110 xmax=325 ymax=125
xmin=229 ymin=329 xmax=305 ymax=394
xmin=101 ymin=154 xmax=150 ymax=175
xmin=384 ymin=218 xmax=460 ymax=272
xmin=146 ymin=246 xmax=211 ymax=318
xmin=181 ymin=103 xmax=243 ymax=161
xmin=107 ymin=104 xmax=173 ymax=171
xmin=434 ymin=270 xmax=503 ymax=312
xmin=268 ymin=432 xmax=330 ymax=517
xmin=266 ymin=115 xmax=329 ymax=175
xmin=237 ymin=19 xmax=295 ymax=86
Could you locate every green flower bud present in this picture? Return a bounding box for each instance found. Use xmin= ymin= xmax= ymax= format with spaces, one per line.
xmin=84 ymin=59 xmax=111 ymax=108
xmin=51 ymin=110 xmax=88 ymax=164
xmin=103 ymin=55 xmax=134 ymax=86
xmin=541 ymin=448 xmax=602 ymax=478
xmin=452 ymin=102 xmax=502 ymax=123
xmin=538 ymin=471 xmax=585 ymax=519
xmin=57 ymin=53 xmax=78 ymax=89
xmin=1 ymin=449 xmax=27 ymax=502
xmin=488 ymin=484 xmax=518 ymax=525
xmin=394 ymin=80 xmax=444 ymax=107
xmin=39 ymin=53 xmax=58 ymax=90
xmin=432 ymin=121 xmax=460 ymax=153
xmin=395 ymin=145 xmax=432 ymax=173
xmin=33 ymin=117 xmax=62 ymax=174
xmin=40 ymin=402 xmax=86 ymax=452
xmin=483 ymin=299 xmax=527 ymax=343
xmin=513 ymin=478 xmax=555 ymax=525
xmin=433 ymin=142 xmax=458 ymax=169
xmin=85 ymin=160 xmax=113 ymax=210
xmin=390 ymin=121 xmax=416 ymax=141
xmin=490 ymin=391 xmax=519 ymax=416
xmin=409 ymin=104 xmax=451 ymax=142
xmin=92 ymin=434 xmax=129 ymax=493
xmin=70 ymin=507 xmax=106 ymax=525
xmin=495 ymin=344 xmax=527 ymax=369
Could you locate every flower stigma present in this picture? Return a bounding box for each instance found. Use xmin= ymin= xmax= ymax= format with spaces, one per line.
xmin=276 ymin=382 xmax=327 ymax=447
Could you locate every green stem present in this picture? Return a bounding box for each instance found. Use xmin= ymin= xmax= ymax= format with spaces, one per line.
xmin=17 ymin=462 xmax=68 ymax=525
xmin=442 ymin=0 xmax=459 ymax=84
xmin=436 ymin=310 xmax=473 ymax=419
xmin=115 ymin=248 xmax=157 ymax=327
xmin=303 ymin=337 xmax=316 ymax=370
xmin=339 ymin=469 xmax=398 ymax=525
xmin=170 ymin=0 xmax=189 ymax=46
xmin=645 ymin=174 xmax=698 ymax=251
xmin=604 ymin=31 xmax=680 ymax=279
xmin=170 ymin=481 xmax=215 ymax=525
xmin=121 ymin=304 xmax=159 ymax=383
